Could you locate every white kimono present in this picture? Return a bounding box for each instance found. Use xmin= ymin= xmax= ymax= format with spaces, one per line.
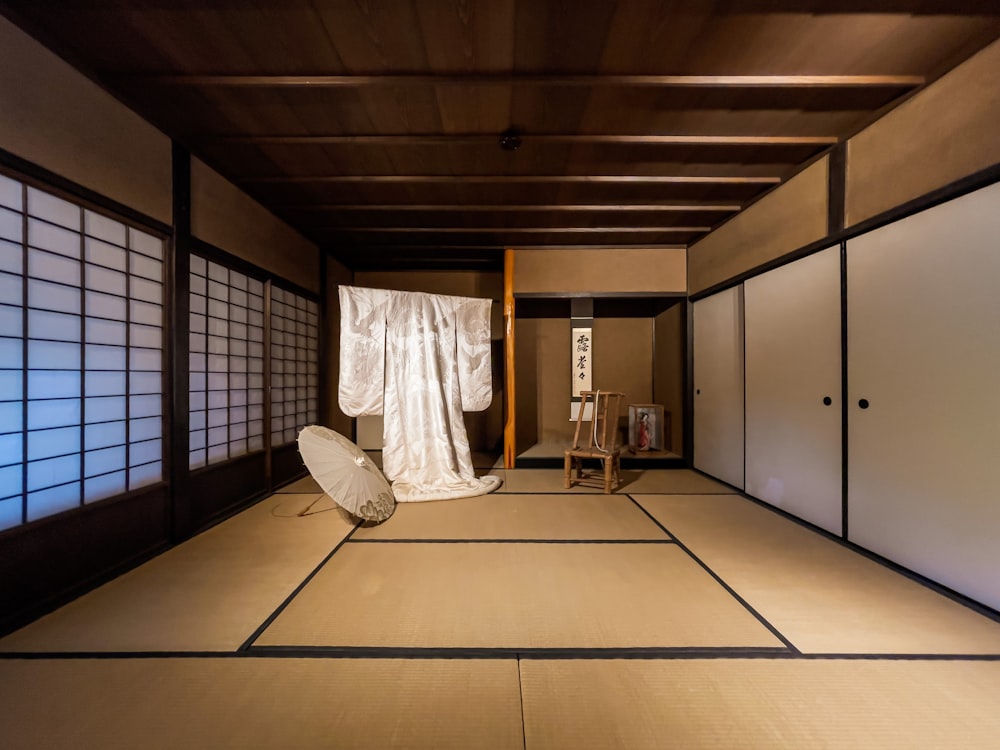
xmin=338 ymin=285 xmax=502 ymax=502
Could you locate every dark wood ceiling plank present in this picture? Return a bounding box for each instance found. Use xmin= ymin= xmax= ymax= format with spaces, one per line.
xmin=601 ymin=6 xmax=1000 ymax=77
xmin=246 ymin=180 xmax=764 ymax=202
xmin=430 ymin=86 xmax=513 ymax=133
xmin=13 ymin=1 xmax=996 ymax=77
xmin=511 ymin=0 xmax=617 ymax=72
xmin=204 ymin=139 xmax=797 ymax=178
xmin=575 ymin=108 xmax=872 ymax=139
xmin=414 ymin=0 xmax=516 ymax=73
xmin=290 ymin=210 xmax=737 ymax=230
xmin=309 ymin=1 xmax=431 ymax=72
xmin=244 ymin=180 xmax=772 ymax=207
xmin=319 ymin=229 xmax=708 ymax=245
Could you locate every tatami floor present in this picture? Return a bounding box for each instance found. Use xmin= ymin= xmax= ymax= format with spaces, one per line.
xmin=2 ymin=468 xmax=1000 ymax=748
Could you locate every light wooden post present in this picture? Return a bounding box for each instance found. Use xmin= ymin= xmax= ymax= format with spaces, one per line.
xmin=503 ymin=248 xmax=516 ymax=469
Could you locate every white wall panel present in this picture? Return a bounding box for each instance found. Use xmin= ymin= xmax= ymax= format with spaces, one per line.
xmin=693 ymin=286 xmax=745 ymax=489
xmin=745 ymin=247 xmax=842 ymax=534
xmin=847 ymin=181 xmax=1000 ymax=611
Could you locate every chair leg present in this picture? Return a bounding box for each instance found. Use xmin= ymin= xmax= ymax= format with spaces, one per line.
xmin=603 ymin=457 xmax=613 ymax=493
xmin=564 ymin=453 xmax=572 ymax=489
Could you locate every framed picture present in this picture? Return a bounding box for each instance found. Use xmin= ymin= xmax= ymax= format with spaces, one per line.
xmin=628 ymin=404 xmax=665 ymax=453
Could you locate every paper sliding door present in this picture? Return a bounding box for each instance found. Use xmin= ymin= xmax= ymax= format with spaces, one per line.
xmin=693 ymin=286 xmax=745 ymax=489
xmin=847 ymin=181 xmax=1000 ymax=611
xmin=745 ymin=246 xmax=842 ymax=534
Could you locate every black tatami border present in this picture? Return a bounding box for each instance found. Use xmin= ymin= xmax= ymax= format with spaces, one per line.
xmin=517 ymin=656 xmax=528 ymax=750
xmin=6 ymin=648 xmax=1000 ymax=662
xmin=244 ymin=646 xmax=794 ymax=659
xmin=625 ymin=494 xmax=801 ymax=655
xmin=683 ymin=467 xmax=1000 ymax=626
xmin=348 ymin=538 xmax=677 ymax=544
xmin=237 ymin=520 xmax=363 ymax=652
xmin=492 ymin=491 xmax=740 ymax=496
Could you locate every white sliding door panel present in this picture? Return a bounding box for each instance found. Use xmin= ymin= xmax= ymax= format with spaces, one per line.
xmin=693 ymin=286 xmax=745 ymax=489
xmin=745 ymin=247 xmax=842 ymax=534
xmin=848 ymin=181 xmax=1000 ymax=611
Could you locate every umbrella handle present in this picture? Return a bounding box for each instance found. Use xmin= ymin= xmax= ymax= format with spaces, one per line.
xmin=297 ymin=494 xmax=328 ymax=517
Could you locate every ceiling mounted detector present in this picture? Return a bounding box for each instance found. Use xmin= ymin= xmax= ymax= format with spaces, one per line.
xmin=499 ymin=128 xmax=522 ymax=151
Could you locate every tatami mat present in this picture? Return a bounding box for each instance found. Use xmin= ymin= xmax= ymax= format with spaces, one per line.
xmin=635 ymin=494 xmax=1000 ymax=654
xmin=498 ymin=468 xmax=604 ymax=494
xmin=255 ymin=543 xmax=783 ymax=649
xmin=619 ymin=469 xmax=737 ymax=494
xmin=0 ymin=658 xmax=523 ymax=750
xmin=0 ymin=494 xmax=356 ymax=653
xmin=521 ymin=659 xmax=1000 ymax=749
xmin=498 ymin=468 xmax=735 ymax=495
xmin=275 ymin=474 xmax=323 ymax=494
xmin=279 ymin=466 xmax=733 ymax=498
xmin=354 ymin=493 xmax=667 ymax=540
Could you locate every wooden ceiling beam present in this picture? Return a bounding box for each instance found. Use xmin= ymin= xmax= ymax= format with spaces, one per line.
xmin=210 ymin=134 xmax=836 ymax=146
xmin=123 ymin=74 xmax=925 ymax=88
xmin=319 ymin=227 xmax=713 ymax=234
xmin=242 ymin=175 xmax=781 ymax=184
xmin=328 ymin=247 xmax=687 ymax=252
xmin=277 ymin=203 xmax=741 ymax=212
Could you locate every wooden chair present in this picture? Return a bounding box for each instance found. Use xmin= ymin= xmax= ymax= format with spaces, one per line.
xmin=564 ymin=390 xmax=625 ymax=493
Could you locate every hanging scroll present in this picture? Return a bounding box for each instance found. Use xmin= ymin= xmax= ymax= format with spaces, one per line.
xmin=572 ymin=326 xmax=593 ymax=396
xmin=570 ymin=298 xmax=594 ymax=421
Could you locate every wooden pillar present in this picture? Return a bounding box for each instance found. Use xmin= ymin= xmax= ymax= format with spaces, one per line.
xmin=263 ymin=279 xmax=273 ymax=488
xmin=503 ymin=248 xmax=516 ymax=469
xmin=168 ymin=141 xmax=192 ymax=542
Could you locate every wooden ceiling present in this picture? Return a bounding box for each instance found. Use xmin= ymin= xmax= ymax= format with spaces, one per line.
xmin=4 ymin=1 xmax=1000 ymax=270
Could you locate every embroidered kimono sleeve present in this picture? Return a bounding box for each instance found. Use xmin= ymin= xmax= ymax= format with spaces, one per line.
xmin=455 ymin=297 xmax=493 ymax=412
xmin=338 ymin=285 xmax=387 ymax=417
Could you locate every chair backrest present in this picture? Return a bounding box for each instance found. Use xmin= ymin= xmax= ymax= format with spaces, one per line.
xmin=571 ymin=390 xmax=625 ymax=452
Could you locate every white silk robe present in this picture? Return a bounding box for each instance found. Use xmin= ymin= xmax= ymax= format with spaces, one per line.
xmin=338 ymin=285 xmax=502 ymax=502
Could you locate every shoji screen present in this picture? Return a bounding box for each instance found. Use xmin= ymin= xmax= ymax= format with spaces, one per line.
xmin=847 ymin=181 xmax=1000 ymax=611
xmin=0 ymin=173 xmax=164 ymax=531
xmin=188 ymin=255 xmax=265 ymax=469
xmin=269 ymin=286 xmax=318 ymax=447
xmin=693 ymin=286 xmax=745 ymax=489
xmin=744 ymin=246 xmax=842 ymax=534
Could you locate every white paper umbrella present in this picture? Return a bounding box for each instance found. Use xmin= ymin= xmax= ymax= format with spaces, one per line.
xmin=297 ymin=425 xmax=395 ymax=523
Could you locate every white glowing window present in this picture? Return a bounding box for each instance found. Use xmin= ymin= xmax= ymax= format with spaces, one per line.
xmin=85 ymin=238 xmax=127 ymax=271
xmin=27 ymin=482 xmax=80 ymax=522
xmin=84 ymin=471 xmax=126 ymax=505
xmin=28 ymin=219 xmax=78 ymax=258
xmin=0 ymin=496 xmax=19 ymax=532
xmin=84 ymin=210 xmax=125 ymax=246
xmin=85 ymin=421 xmax=126 ymax=451
xmin=0 ymin=173 xmax=166 ymax=526
xmin=188 ymin=255 xmax=265 ymax=469
xmin=269 ymin=286 xmax=318 ymax=447
xmin=0 ymin=208 xmax=21 ymax=243
xmin=26 ymin=426 xmax=79 ymax=461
